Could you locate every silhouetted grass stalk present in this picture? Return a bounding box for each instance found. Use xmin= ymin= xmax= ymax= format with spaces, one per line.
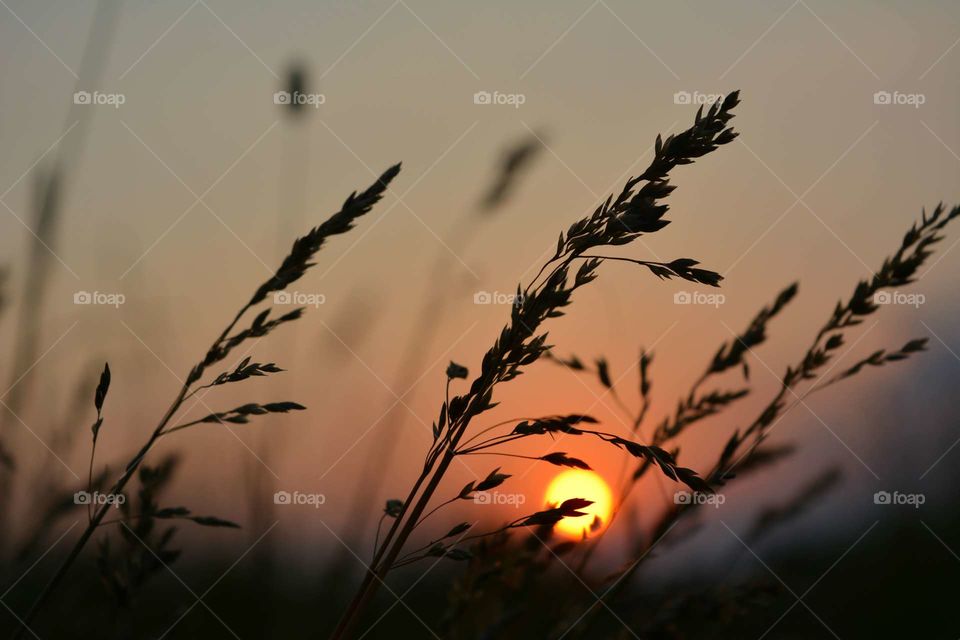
xmin=573 ymin=203 xmax=959 ymax=635
xmin=0 ymin=0 xmax=122 ymax=549
xmin=332 ymin=94 xmax=741 ymax=639
xmin=9 ymin=165 xmax=400 ymax=640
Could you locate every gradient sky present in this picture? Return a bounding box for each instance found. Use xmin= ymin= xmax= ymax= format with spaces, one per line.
xmin=1 ymin=0 xmax=958 ymax=565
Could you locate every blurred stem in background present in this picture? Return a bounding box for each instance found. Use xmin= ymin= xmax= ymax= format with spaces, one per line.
xmin=240 ymin=59 xmax=315 ymax=637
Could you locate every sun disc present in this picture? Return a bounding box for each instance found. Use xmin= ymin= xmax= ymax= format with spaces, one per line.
xmin=544 ymin=470 xmax=614 ymax=539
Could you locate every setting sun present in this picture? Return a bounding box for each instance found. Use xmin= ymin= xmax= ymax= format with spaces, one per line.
xmin=545 ymin=470 xmax=614 ymax=539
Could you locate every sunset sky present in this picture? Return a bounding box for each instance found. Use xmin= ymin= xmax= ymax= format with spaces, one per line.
xmin=1 ymin=0 xmax=958 ymax=570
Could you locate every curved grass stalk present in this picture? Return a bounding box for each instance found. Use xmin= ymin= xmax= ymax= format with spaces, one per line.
xmin=9 ymin=165 xmax=400 ymax=640
xmin=331 ymin=93 xmax=742 ymax=639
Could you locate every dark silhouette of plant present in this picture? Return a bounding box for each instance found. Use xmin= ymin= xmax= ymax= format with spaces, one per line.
xmin=328 ymin=90 xmax=958 ymax=639
xmin=8 ymin=164 xmax=401 ymax=640
xmin=332 ymin=92 xmax=742 ymax=639
xmin=0 ymin=0 xmax=121 ymax=518
xmin=558 ymin=203 xmax=959 ymax=637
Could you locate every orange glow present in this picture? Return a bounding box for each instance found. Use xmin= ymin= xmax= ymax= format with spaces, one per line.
xmin=544 ymin=470 xmax=614 ymax=539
